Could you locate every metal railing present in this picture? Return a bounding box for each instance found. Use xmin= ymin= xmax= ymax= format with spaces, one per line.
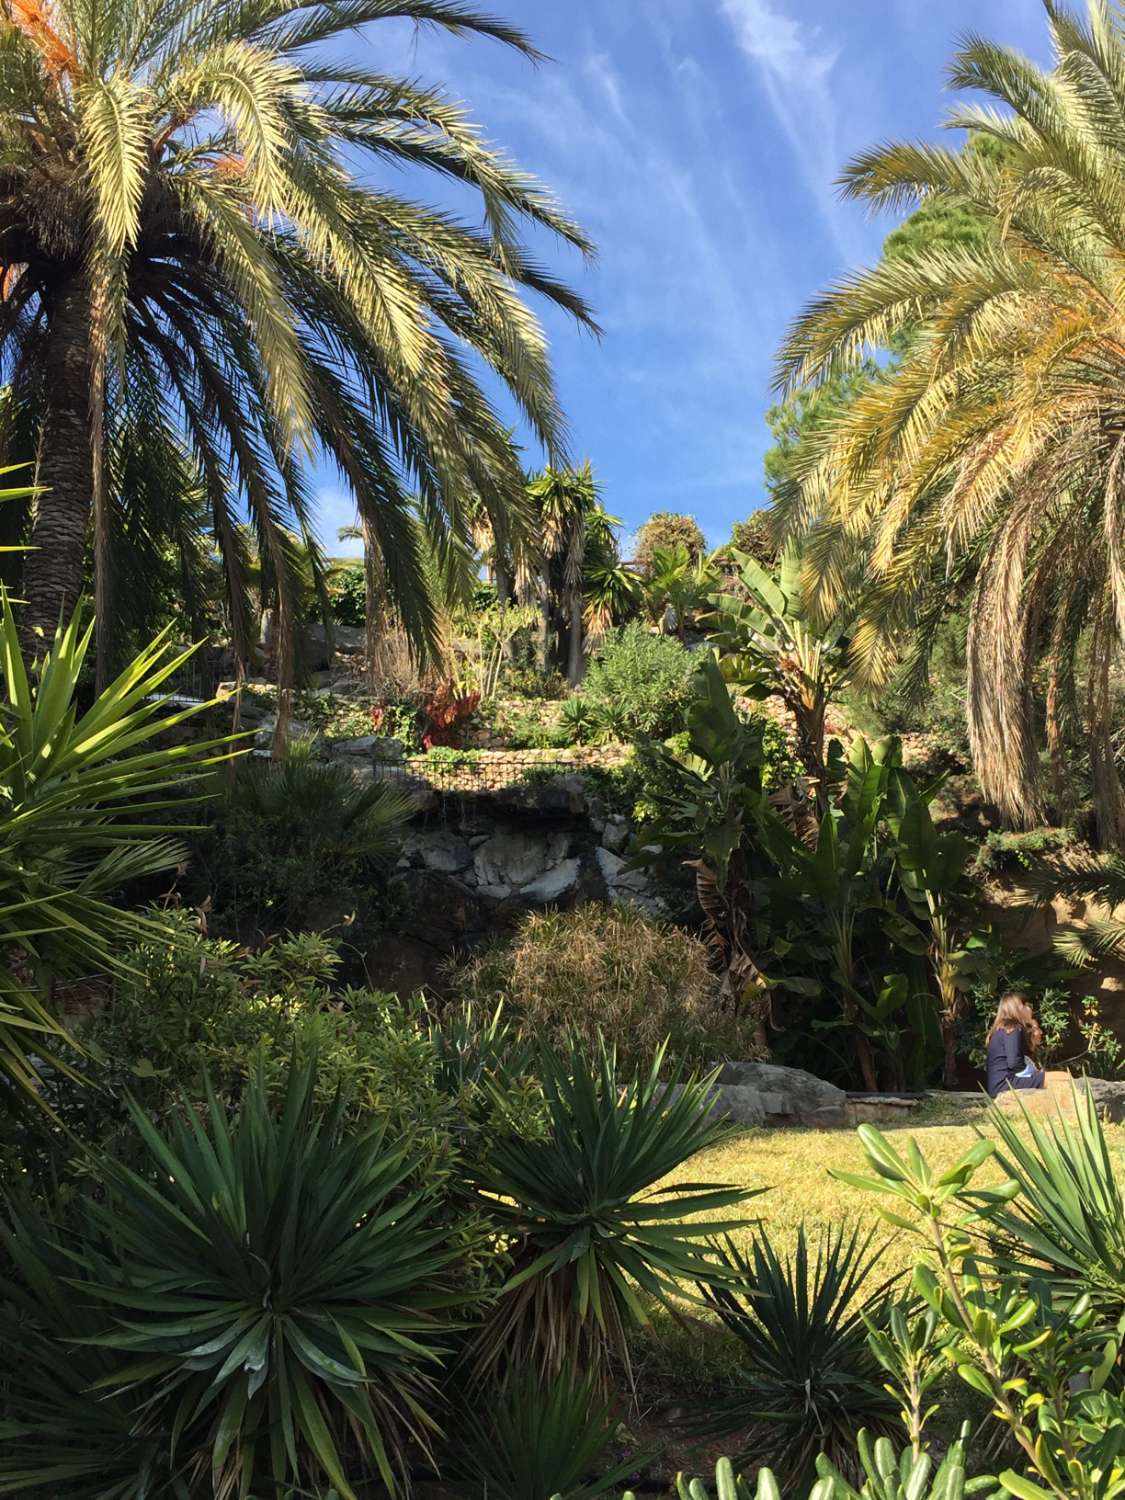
xmin=368 ymin=751 xmax=594 ymax=794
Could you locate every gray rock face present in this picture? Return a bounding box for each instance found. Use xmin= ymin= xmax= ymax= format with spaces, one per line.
xmin=1081 ymin=1077 xmax=1125 ymax=1123
xmin=596 ymin=846 xmax=663 ymax=914
xmin=602 ymin=817 xmax=630 ymax=854
xmin=476 ymin=882 xmax=513 ymax=903
xmin=331 ymin=734 xmax=378 ymax=755
xmin=523 ymin=858 xmax=582 ymax=904
xmin=403 ymin=831 xmax=474 ymax=875
xmin=473 ymin=831 xmax=554 ymax=889
xmin=715 ymin=1061 xmax=848 ymax=1128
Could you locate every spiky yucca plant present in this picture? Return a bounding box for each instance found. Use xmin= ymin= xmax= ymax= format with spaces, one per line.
xmin=777 ymin=0 xmax=1125 ymax=842
xmin=0 ymin=0 xmax=595 ymax=680
xmin=468 ymin=1037 xmax=756 ymax=1388
xmin=0 ymin=591 xmax=235 ymax=1103
xmin=5 ymin=1058 xmax=467 ymax=1499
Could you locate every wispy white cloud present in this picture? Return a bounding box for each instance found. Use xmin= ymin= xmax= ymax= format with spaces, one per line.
xmin=719 ymin=0 xmax=859 ymax=263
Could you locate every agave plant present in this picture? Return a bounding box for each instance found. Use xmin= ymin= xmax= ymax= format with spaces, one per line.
xmin=698 ymin=1225 xmax=902 ymax=1487
xmin=0 ymin=1201 xmax=186 ymax=1498
xmin=0 ymin=593 xmax=235 ymax=1103
xmin=964 ymin=1085 xmax=1125 ymax=1321
xmin=448 ymin=1373 xmax=641 ymax=1500
xmin=559 ymin=695 xmax=595 ymax=745
xmin=468 ymin=1037 xmax=756 ymax=1385
xmin=55 ymin=1058 xmax=466 ymax=1499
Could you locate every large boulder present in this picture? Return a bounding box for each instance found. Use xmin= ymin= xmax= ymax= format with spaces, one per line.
xmin=523 ymin=858 xmax=582 ymax=904
xmin=472 ymin=830 xmax=570 ymax=890
xmin=401 ymin=830 xmax=474 ymax=875
xmin=595 ymin=846 xmax=664 ymax=915
xmin=714 ymin=1061 xmax=848 ymax=1129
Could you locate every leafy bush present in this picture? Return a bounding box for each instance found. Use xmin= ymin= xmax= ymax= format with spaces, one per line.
xmin=2 ymin=1059 xmax=467 ymax=1499
xmin=498 ymin=663 xmax=568 ymax=700
xmin=467 ymin=1038 xmax=755 ymax=1384
xmin=582 ymin=623 xmax=695 ymax=739
xmin=839 ymin=1118 xmax=1125 ymax=1500
xmin=419 ymin=745 xmax=481 ymax=769
xmin=699 ymin=1226 xmax=900 ymax=1485
xmin=447 ymin=904 xmax=760 ymax=1071
xmin=42 ymin=918 xmax=540 ymax=1178
xmin=200 ymin=745 xmax=412 ymax=928
xmin=326 ymin=560 xmax=366 ymax=626
xmin=970 ymin=826 xmax=1079 ymax=877
xmin=0 ymin=597 xmax=236 ymax=1104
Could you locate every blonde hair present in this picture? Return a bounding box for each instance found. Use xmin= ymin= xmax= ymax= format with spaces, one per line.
xmin=988 ymin=991 xmax=1042 ymax=1061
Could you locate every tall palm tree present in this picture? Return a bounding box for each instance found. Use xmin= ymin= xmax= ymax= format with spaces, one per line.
xmin=0 ymin=0 xmax=596 ymax=685
xmin=581 ymin=504 xmax=639 ymax=650
xmin=527 ymin=463 xmax=599 ymax=684
xmin=776 ymin=0 xmax=1125 ymax=846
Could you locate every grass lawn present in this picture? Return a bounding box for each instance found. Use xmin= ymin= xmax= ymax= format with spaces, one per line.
xmin=636 ymin=1102 xmax=1125 ymax=1401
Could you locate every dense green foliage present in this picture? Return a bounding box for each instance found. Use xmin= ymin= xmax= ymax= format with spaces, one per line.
xmin=582 ymin=623 xmax=696 ymax=739
xmin=1 ymin=0 xmax=596 ymax=680
xmin=699 ymin=1228 xmax=900 ymax=1484
xmin=198 ymin=747 xmax=412 ymax=930
xmin=633 ymin=512 xmax=707 ymax=573
xmin=468 ymin=1038 xmax=755 ymax=1384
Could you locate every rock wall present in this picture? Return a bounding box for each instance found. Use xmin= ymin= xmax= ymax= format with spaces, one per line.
xmin=365 ymin=777 xmax=664 ymax=995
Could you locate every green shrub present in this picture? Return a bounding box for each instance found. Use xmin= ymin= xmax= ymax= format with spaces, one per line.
xmin=447 ymin=904 xmax=760 ymax=1072
xmin=841 ymin=1117 xmax=1125 ymax=1500
xmin=326 ymin=560 xmax=366 ymax=626
xmin=558 ymin=694 xmax=594 ymax=744
xmin=447 ymin=1374 xmax=639 ymax=1500
xmin=45 ymin=917 xmax=539 ymax=1174
xmin=3 ymin=1059 xmax=468 ymax=1499
xmin=970 ymin=825 xmax=1079 ymax=877
xmin=637 ymin=1427 xmax=977 ymax=1500
xmin=419 ymin=745 xmax=481 ymax=768
xmin=582 ymin=623 xmax=695 ymax=738
xmin=200 ymin=746 xmax=412 ymax=928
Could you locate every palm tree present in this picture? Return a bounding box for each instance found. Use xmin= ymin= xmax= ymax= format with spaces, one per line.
xmin=0 ymin=0 xmax=596 ymax=686
xmin=642 ymin=542 xmax=718 ymax=640
xmin=527 ymin=463 xmax=600 ymax=684
xmin=775 ymin=0 xmax=1125 ymax=844
xmin=582 ymin=506 xmax=640 ymax=650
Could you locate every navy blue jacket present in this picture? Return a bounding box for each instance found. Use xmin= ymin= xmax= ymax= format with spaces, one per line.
xmin=986 ymin=1026 xmax=1026 ymax=1097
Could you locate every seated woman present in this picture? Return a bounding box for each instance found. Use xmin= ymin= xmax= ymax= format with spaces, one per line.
xmin=986 ymin=991 xmax=1046 ymax=1097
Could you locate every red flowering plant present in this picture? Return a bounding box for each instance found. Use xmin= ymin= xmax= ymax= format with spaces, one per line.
xmin=421 ymin=683 xmax=480 ymax=749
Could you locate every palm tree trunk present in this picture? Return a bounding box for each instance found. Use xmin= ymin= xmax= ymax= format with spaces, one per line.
xmin=494 ymin=557 xmax=515 ymax=662
xmin=23 ymin=275 xmax=94 ymax=655
xmin=362 ymin=516 xmax=388 ymax=692
xmin=1088 ymin=610 xmax=1125 ymax=848
xmin=794 ymin=695 xmax=828 ymax=815
xmin=566 ymin=593 xmax=584 ymax=685
xmin=537 ymin=573 xmax=551 ymax=675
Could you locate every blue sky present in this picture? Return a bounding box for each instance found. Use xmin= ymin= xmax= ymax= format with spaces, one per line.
xmin=317 ymin=0 xmax=1049 ymax=557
